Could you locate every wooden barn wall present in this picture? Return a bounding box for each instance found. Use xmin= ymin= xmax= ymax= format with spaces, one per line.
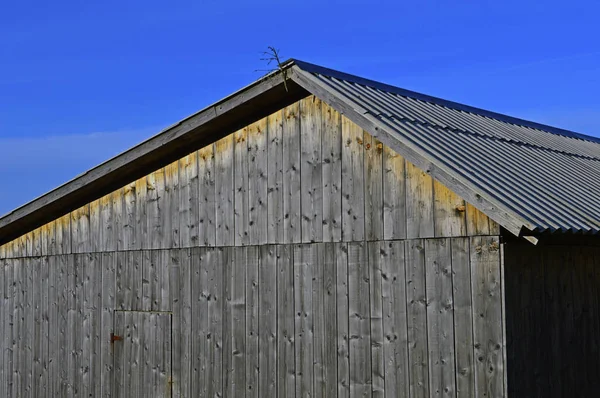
xmin=0 ymin=96 xmax=499 ymax=259
xmin=505 ymin=241 xmax=600 ymax=398
xmin=0 ymin=96 xmax=506 ymax=397
xmin=0 ymin=238 xmax=504 ymax=397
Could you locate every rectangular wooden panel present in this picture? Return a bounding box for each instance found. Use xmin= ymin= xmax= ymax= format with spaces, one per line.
xmin=341 ymin=117 xmax=365 ymax=242
xmin=171 ymin=249 xmax=191 ymax=398
xmin=433 ymin=180 xmax=467 ymax=237
xmin=383 ymin=145 xmax=406 ymax=239
xmin=347 ymin=242 xmax=371 ymax=397
xmin=337 ymin=243 xmax=350 ymax=398
xmin=368 ymin=241 xmax=385 ymax=397
xmin=282 ymin=102 xmax=302 ymax=243
xmin=246 ymin=246 xmax=260 ymax=397
xmin=224 ymin=246 xmax=246 ymax=398
xmin=113 ymin=311 xmax=172 ymax=398
xmin=215 ymin=135 xmax=235 ymax=246
xmin=267 ymin=111 xmax=285 ymax=244
xmin=116 ymin=251 xmax=143 ymax=311
xmin=234 ymin=127 xmax=250 ymax=246
xmin=406 ymin=161 xmax=434 ymax=238
xmin=198 ymin=144 xmax=217 ymax=246
xmin=277 ymin=244 xmax=295 ymax=398
xmin=100 ymin=253 xmax=116 ymax=397
xmin=322 ymin=243 xmax=339 ymax=398
xmin=322 ymin=103 xmax=343 ymax=242
xmin=259 ymin=245 xmax=277 ymax=396
xmin=294 ymin=244 xmax=315 ymax=398
xmin=365 ymin=133 xmax=383 ymax=241
xmin=179 ymin=152 xmax=199 ymax=248
xmin=312 ymin=243 xmax=326 ymax=398
xmin=470 ymin=236 xmax=504 ymax=398
xmin=425 ymin=238 xmax=456 ymax=397
xmin=300 ymin=96 xmax=324 ymax=243
xmin=122 ymin=182 xmax=138 ymax=250
xmin=451 ymin=237 xmax=475 ymax=397
xmin=380 ymin=240 xmax=409 ymax=398
xmin=72 ymin=204 xmax=91 ymax=253
xmin=248 ymin=118 xmax=269 ymax=245
xmin=405 ymin=239 xmax=430 ymax=398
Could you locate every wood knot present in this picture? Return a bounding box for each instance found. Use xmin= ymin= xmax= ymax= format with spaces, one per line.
xmin=455 ymin=205 xmax=466 ymax=213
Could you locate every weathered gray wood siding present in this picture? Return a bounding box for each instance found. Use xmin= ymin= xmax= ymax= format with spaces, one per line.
xmin=0 ymin=96 xmax=506 ymax=397
xmin=505 ymin=240 xmax=600 ymax=398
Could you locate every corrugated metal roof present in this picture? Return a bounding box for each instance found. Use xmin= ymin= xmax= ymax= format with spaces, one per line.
xmin=292 ymin=60 xmax=600 ymax=235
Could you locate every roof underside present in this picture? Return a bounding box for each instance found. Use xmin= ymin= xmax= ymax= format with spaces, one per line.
xmin=1 ymin=58 xmax=599 ymax=244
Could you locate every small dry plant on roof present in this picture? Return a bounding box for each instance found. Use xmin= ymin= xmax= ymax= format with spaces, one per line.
xmin=256 ymin=46 xmax=288 ymax=92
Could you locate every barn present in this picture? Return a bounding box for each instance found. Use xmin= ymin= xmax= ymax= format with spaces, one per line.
xmin=0 ymin=59 xmax=599 ymax=398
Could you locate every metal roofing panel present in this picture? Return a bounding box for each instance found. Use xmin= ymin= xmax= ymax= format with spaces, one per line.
xmin=296 ymin=63 xmax=600 ymax=235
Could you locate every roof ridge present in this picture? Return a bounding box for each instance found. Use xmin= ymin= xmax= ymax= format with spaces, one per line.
xmin=289 ymin=58 xmax=600 ymax=145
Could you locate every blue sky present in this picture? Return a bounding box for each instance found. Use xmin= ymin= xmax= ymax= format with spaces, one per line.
xmin=1 ymin=0 xmax=599 ymax=215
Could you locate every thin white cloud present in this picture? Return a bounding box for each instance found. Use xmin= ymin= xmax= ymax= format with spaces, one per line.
xmin=0 ymin=128 xmax=157 ymax=216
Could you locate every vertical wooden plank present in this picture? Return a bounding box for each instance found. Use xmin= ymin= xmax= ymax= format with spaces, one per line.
xmin=207 ymin=248 xmax=224 ymax=398
xmin=113 ymin=188 xmax=124 ymax=251
xmin=117 ymin=251 xmax=143 ymax=311
xmin=179 ymin=151 xmax=200 ymax=248
xmin=190 ymin=247 xmax=208 ymax=398
xmin=282 ymin=101 xmax=302 ymax=243
xmin=164 ymin=160 xmax=180 ymax=248
xmin=465 ymin=203 xmax=490 ymax=236
xmin=171 ymin=248 xmax=191 ymax=398
xmin=12 ymin=259 xmax=22 ymax=397
xmin=405 ymin=239 xmax=430 ymax=398
xmin=100 ymin=252 xmax=116 ymax=397
xmin=128 ymin=311 xmax=142 ymax=398
xmin=267 ymin=110 xmax=285 ymax=244
xmin=113 ymin=311 xmax=125 ymax=398
xmin=425 ymin=238 xmax=456 ymax=398
xmin=313 ymin=243 xmax=326 ymax=398
xmin=380 ymin=240 xmax=410 ymax=398
xmin=322 ymin=102 xmax=343 ymax=243
xmin=135 ymin=177 xmax=148 ymax=250
xmin=246 ymin=246 xmax=260 ymax=397
xmin=277 ymin=244 xmax=295 ymax=398
xmin=347 ymin=242 xmax=371 ymax=397
xmin=90 ymin=199 xmax=102 ymax=252
xmin=36 ymin=256 xmax=50 ymax=396
xmin=215 ymin=135 xmax=235 ymax=246
xmin=248 ymin=118 xmax=269 ymax=245
xmin=234 ymin=127 xmax=250 ymax=246
xmin=2 ymin=258 xmax=12 ymax=398
xmin=32 ymin=257 xmax=43 ymax=396
xmin=364 ymin=133 xmax=384 ymax=241
xmin=451 ymin=238 xmax=475 ymax=398
xmin=33 ymin=227 xmax=42 ymax=256
xmin=55 ymin=256 xmax=69 ymax=396
xmin=300 ymin=96 xmax=324 ymax=243
xmin=223 ymin=246 xmax=246 ymax=397
xmin=259 ymin=245 xmax=277 ymax=396
xmin=81 ymin=253 xmax=102 ymax=398
xmin=159 ymin=250 xmax=172 ymax=313
xmin=23 ymin=257 xmax=34 ymax=397
xmin=406 ymin=161 xmax=434 ymax=238
xmin=198 ymin=144 xmax=217 ymax=247
xmin=100 ymin=193 xmax=115 ymax=252
xmin=146 ymin=169 xmax=162 ymax=250
xmin=383 ymin=146 xmax=406 ymax=240
xmin=341 ymin=117 xmax=365 ymax=242
xmin=470 ymin=236 xmax=504 ymax=398
xmin=294 ymin=244 xmax=315 ymax=398
xmin=74 ymin=254 xmax=86 ymax=397
xmin=320 ymin=243 xmax=339 ymax=397
xmin=337 ymin=243 xmax=350 ymax=398
xmin=47 ymin=256 xmax=57 ymax=397
xmin=367 ymin=242 xmax=385 ymax=397
xmin=72 ymin=204 xmax=91 ymax=253
xmin=122 ymin=182 xmax=138 ymax=250
xmin=433 ymin=181 xmax=467 ymax=237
